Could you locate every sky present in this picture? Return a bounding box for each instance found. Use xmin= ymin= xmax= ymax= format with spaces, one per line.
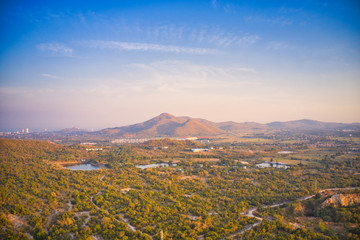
xmin=0 ymin=0 xmax=359 ymax=131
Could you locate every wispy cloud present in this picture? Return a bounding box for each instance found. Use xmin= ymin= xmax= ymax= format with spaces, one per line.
xmin=245 ymin=16 xmax=293 ymax=26
xmin=236 ymin=35 xmax=260 ymax=47
xmin=118 ymin=23 xmax=259 ymax=49
xmin=125 ymin=60 xmax=258 ymax=93
xmin=210 ymin=0 xmax=236 ymax=13
xmin=7 ymin=61 xmax=257 ymax=96
xmin=190 ymin=28 xmax=259 ymax=47
xmin=37 ymin=43 xmax=73 ymax=56
xmin=83 ymin=40 xmax=218 ymax=54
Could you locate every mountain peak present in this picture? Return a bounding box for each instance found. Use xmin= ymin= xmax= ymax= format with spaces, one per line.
xmin=158 ymin=113 xmax=175 ymax=118
xmin=97 ymin=113 xmax=224 ymax=137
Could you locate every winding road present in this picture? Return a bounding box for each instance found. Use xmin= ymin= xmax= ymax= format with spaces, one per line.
xmin=227 ymin=187 xmax=360 ymax=240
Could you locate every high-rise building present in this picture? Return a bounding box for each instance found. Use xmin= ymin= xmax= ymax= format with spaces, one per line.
xmin=26 ymin=128 xmax=29 ymax=133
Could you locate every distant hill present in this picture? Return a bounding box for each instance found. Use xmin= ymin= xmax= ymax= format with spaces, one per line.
xmin=94 ymin=113 xmax=225 ymax=138
xmin=8 ymin=114 xmax=358 ymax=140
xmin=267 ymin=119 xmax=360 ymax=130
xmin=216 ymin=121 xmax=268 ymax=133
xmin=56 ymin=127 xmax=90 ymax=134
xmin=0 ymin=138 xmax=62 ymax=157
xmin=92 ymin=114 xmax=360 ymax=138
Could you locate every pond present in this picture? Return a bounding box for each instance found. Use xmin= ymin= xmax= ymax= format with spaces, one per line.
xmin=135 ymin=163 xmax=169 ymax=169
xmin=65 ymin=163 xmax=102 ymax=171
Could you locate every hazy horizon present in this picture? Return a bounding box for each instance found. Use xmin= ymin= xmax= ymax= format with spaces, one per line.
xmin=1 ymin=0 xmax=360 ymax=131
xmin=2 ymin=111 xmax=360 ymax=133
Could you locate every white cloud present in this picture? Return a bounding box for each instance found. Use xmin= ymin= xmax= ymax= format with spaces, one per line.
xmin=84 ymin=40 xmax=218 ymax=54
xmin=37 ymin=43 xmax=73 ymax=56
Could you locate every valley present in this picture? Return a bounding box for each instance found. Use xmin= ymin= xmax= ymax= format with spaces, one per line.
xmin=1 ymin=122 xmax=359 ymax=239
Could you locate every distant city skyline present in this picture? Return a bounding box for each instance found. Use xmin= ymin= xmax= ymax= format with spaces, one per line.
xmin=1 ymin=0 xmax=359 ymax=131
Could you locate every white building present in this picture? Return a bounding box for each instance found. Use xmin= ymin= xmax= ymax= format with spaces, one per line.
xmin=191 ymin=148 xmax=209 ymax=153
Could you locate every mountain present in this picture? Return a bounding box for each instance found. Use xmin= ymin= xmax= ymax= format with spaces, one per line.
xmin=95 ymin=113 xmax=225 ymax=138
xmin=93 ymin=114 xmax=360 ymax=138
xmin=266 ymin=119 xmax=359 ymax=130
xmin=20 ymin=114 xmax=355 ymax=141
xmin=195 ymin=118 xmax=268 ymax=133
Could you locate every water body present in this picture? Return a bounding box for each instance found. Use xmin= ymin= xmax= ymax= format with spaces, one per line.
xmin=135 ymin=163 xmax=169 ymax=169
xmin=65 ymin=163 xmax=102 ymax=171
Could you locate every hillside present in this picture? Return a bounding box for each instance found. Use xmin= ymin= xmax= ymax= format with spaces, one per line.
xmin=0 ymin=138 xmax=62 ymax=157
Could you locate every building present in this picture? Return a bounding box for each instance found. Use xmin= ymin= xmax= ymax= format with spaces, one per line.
xmin=191 ymin=148 xmax=210 ymax=153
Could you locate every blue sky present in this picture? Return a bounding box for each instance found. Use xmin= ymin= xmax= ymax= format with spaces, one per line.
xmin=0 ymin=0 xmax=359 ymax=131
